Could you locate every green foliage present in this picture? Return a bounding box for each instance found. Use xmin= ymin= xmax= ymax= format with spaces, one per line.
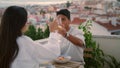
xmin=36 ymin=28 xmax=44 ymax=39
xmin=24 ymin=25 xmax=37 ymax=40
xmin=79 ymin=20 xmax=93 ymax=48
xmin=79 ymin=20 xmax=105 ymax=68
xmin=24 ymin=24 xmax=50 ymax=40
xmin=40 ymin=9 xmax=46 ymax=14
xmin=43 ymin=25 xmax=50 ymax=38
xmin=104 ymin=55 xmax=120 ymax=68
xmin=79 ymin=20 xmax=120 ymax=68
xmin=117 ymin=0 xmax=120 ymax=2
xmin=66 ymin=1 xmax=71 ymax=8
xmin=84 ymin=6 xmax=92 ymax=10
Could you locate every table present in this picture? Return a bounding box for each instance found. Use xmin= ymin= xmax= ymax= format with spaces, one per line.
xmin=52 ymin=61 xmax=83 ymax=68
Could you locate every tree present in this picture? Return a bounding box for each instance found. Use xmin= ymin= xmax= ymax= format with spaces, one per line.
xmin=36 ymin=28 xmax=44 ymax=39
xmin=43 ymin=25 xmax=50 ymax=38
xmin=117 ymin=0 xmax=120 ymax=2
xmin=66 ymin=1 xmax=71 ymax=8
xmin=40 ymin=9 xmax=46 ymax=15
xmin=24 ymin=25 xmax=37 ymax=40
xmin=24 ymin=25 xmax=44 ymax=40
xmin=24 ymin=24 xmax=50 ymax=40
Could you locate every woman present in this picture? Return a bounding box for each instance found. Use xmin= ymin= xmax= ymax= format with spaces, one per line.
xmin=0 ymin=6 xmax=66 ymax=68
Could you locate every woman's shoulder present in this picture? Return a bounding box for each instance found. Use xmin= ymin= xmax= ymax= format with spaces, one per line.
xmin=16 ymin=35 xmax=40 ymax=50
xmin=17 ymin=35 xmax=33 ymax=43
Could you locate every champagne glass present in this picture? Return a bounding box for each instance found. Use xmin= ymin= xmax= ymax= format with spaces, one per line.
xmin=56 ymin=17 xmax=63 ymax=29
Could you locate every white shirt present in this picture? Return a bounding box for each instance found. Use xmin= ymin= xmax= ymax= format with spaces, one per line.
xmin=60 ymin=27 xmax=85 ymax=64
xmin=11 ymin=33 xmax=62 ymax=68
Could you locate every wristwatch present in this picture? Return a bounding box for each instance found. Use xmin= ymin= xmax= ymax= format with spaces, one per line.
xmin=65 ymin=31 xmax=70 ymax=37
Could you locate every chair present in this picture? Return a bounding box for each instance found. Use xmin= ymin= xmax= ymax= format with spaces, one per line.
xmin=84 ymin=48 xmax=93 ymax=58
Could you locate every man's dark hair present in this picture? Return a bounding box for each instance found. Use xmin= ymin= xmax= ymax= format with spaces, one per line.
xmin=57 ymin=9 xmax=70 ymax=20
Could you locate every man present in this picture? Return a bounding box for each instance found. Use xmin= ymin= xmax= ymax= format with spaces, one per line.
xmin=56 ymin=9 xmax=85 ymax=66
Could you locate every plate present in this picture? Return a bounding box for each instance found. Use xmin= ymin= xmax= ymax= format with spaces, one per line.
xmin=54 ymin=56 xmax=71 ymax=63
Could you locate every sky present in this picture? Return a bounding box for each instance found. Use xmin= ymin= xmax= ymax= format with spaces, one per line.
xmin=0 ymin=0 xmax=72 ymax=7
xmin=0 ymin=0 xmax=72 ymax=2
xmin=0 ymin=0 xmax=116 ymax=1
xmin=0 ymin=0 xmax=117 ymax=7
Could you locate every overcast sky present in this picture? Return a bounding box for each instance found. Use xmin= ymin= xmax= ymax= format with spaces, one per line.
xmin=0 ymin=0 xmax=116 ymax=2
xmin=0 ymin=0 xmax=72 ymax=2
xmin=0 ymin=0 xmax=117 ymax=7
xmin=0 ymin=0 xmax=73 ymax=7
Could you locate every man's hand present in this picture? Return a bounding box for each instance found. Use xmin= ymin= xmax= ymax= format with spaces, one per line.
xmin=48 ymin=19 xmax=67 ymax=37
xmin=57 ymin=25 xmax=66 ymax=37
xmin=48 ymin=20 xmax=58 ymax=32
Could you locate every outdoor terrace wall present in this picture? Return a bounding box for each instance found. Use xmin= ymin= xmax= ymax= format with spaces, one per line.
xmin=35 ymin=35 xmax=120 ymax=62
xmin=93 ymin=35 xmax=120 ymax=61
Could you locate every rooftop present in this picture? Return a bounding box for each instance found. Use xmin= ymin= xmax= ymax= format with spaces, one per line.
xmin=95 ymin=21 xmax=120 ymax=31
xmin=71 ymin=17 xmax=86 ymax=25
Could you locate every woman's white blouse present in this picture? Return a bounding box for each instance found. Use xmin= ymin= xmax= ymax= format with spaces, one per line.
xmin=11 ymin=33 xmax=62 ymax=68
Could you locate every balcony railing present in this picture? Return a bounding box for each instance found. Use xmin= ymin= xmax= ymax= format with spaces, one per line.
xmin=93 ymin=35 xmax=120 ymax=61
xmin=35 ymin=35 xmax=120 ymax=61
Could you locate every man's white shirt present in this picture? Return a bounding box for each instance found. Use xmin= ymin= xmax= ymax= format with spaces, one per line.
xmin=60 ymin=27 xmax=85 ymax=64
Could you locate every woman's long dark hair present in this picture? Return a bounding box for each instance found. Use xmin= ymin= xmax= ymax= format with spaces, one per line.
xmin=0 ymin=6 xmax=27 ymax=68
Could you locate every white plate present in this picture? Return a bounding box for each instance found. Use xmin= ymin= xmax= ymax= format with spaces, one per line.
xmin=54 ymin=56 xmax=71 ymax=63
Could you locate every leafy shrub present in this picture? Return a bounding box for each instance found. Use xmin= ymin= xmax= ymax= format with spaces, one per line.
xmin=79 ymin=20 xmax=120 ymax=68
xmin=79 ymin=20 xmax=105 ymax=68
xmin=24 ymin=24 xmax=50 ymax=40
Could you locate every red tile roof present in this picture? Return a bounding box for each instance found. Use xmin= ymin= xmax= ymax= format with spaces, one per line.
xmin=71 ymin=17 xmax=86 ymax=25
xmin=95 ymin=21 xmax=120 ymax=31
